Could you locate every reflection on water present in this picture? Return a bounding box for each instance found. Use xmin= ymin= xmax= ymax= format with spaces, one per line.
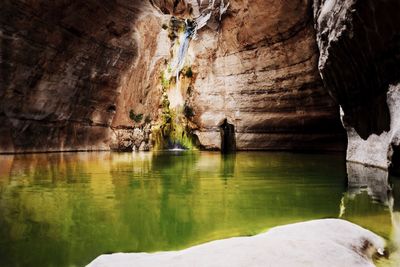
xmin=0 ymin=151 xmax=398 ymax=267
xmin=346 ymin=162 xmax=392 ymax=204
xmin=340 ymin=162 xmax=400 ymax=266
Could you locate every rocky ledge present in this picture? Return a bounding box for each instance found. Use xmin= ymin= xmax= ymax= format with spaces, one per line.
xmin=87 ymin=219 xmax=385 ymax=267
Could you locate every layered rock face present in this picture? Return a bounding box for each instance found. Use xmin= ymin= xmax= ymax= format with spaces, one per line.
xmin=109 ymin=9 xmax=166 ymax=151
xmin=138 ymin=0 xmax=345 ymax=151
xmin=0 ymin=0 xmax=149 ymax=153
xmin=0 ymin=0 xmax=345 ymax=153
xmin=313 ymin=0 xmax=400 ymax=168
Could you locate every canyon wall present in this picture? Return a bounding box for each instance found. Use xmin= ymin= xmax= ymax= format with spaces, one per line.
xmin=0 ymin=0 xmax=151 ymax=153
xmin=0 ymin=0 xmax=345 ymax=153
xmin=313 ymin=0 xmax=400 ymax=168
xmin=192 ymin=0 xmax=344 ymax=150
xmin=113 ymin=0 xmax=346 ymax=151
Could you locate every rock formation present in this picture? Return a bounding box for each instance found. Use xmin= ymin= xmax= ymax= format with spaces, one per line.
xmin=313 ymin=0 xmax=400 ymax=169
xmin=0 ymin=0 xmax=151 ymax=153
xmin=108 ymin=0 xmax=347 ymax=151
xmin=148 ymin=0 xmax=345 ymax=150
xmin=88 ymin=219 xmax=385 ymax=267
xmin=0 ymin=0 xmax=345 ymax=153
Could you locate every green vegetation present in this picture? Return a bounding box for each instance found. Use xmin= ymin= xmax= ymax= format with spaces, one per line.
xmin=153 ymin=18 xmax=197 ymax=150
xmin=160 ymin=73 xmax=170 ymax=90
xmin=162 ymin=23 xmax=168 ymax=30
xmin=153 ymin=107 xmax=196 ymax=150
xmin=152 ymin=89 xmax=195 ymax=150
xmin=184 ymin=66 xmax=193 ymax=78
xmin=168 ymin=17 xmax=186 ymax=41
xmin=129 ymin=110 xmax=143 ymax=123
xmin=184 ymin=103 xmax=194 ymax=118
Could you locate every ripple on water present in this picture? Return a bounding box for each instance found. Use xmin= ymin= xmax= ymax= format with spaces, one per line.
xmin=0 ymin=151 xmax=398 ymax=267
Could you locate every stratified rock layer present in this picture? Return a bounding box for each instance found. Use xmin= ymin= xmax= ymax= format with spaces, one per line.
xmin=0 ymin=0 xmax=345 ymax=153
xmin=0 ymin=0 xmax=148 ymax=153
xmin=140 ymin=0 xmax=346 ymax=151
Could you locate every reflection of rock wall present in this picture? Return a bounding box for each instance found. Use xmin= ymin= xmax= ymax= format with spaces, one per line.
xmin=343 ymin=162 xmax=400 ymax=264
xmin=392 ymin=178 xmax=400 ymax=254
xmin=0 ymin=151 xmax=347 ymax=266
xmin=346 ymin=162 xmax=391 ymax=204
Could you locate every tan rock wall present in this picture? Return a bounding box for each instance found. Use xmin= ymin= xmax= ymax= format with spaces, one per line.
xmin=170 ymin=0 xmax=345 ymax=150
xmin=0 ymin=0 xmax=152 ymax=153
xmin=0 ymin=0 xmax=345 ymax=152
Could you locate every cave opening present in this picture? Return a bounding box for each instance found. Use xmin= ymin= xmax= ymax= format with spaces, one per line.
xmin=390 ymin=144 xmax=400 ymax=177
xmin=219 ymin=119 xmax=236 ymax=154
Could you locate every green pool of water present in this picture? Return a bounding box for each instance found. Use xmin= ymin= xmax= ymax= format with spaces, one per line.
xmin=0 ymin=151 xmax=398 ymax=267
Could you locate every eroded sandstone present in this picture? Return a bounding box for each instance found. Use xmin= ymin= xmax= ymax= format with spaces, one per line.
xmin=0 ymin=0 xmax=345 ymax=153
xmin=122 ymin=0 xmax=345 ymax=151
xmin=0 ymin=0 xmax=152 ymax=153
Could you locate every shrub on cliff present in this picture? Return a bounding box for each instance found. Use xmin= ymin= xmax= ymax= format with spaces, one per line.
xmin=129 ymin=110 xmax=143 ymax=123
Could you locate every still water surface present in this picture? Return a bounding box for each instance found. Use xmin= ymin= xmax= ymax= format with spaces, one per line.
xmin=0 ymin=151 xmax=398 ymax=266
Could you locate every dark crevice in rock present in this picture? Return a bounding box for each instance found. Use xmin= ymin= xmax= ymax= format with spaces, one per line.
xmin=390 ymin=145 xmax=400 ymax=177
xmin=107 ymin=105 xmax=117 ymax=113
xmin=220 ymin=119 xmax=236 ymax=154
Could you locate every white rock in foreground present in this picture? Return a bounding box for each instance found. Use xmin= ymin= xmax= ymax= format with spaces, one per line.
xmin=87 ymin=219 xmax=385 ymax=267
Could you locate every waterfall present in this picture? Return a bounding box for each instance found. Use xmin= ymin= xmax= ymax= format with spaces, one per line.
xmin=168 ymin=0 xmax=230 ymax=109
xmin=172 ymin=1 xmax=230 ymax=83
xmin=174 ymin=20 xmax=195 ymax=83
xmin=173 ymin=0 xmax=230 ymax=75
xmin=168 ymin=20 xmax=195 ymax=109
